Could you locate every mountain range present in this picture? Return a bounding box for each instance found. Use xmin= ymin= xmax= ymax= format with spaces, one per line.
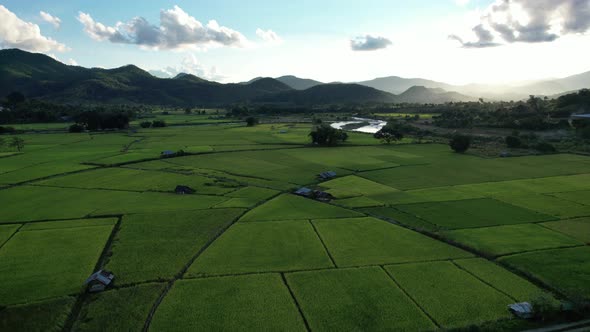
xmin=1 ymin=49 xmax=588 ymax=106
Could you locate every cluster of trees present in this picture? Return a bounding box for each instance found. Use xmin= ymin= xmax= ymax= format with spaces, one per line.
xmin=70 ymin=111 xmax=130 ymax=132
xmin=504 ymin=133 xmax=557 ymax=153
xmin=139 ymin=120 xmax=167 ymax=128
xmin=309 ymin=124 xmax=348 ymax=146
xmin=432 ymin=91 xmax=590 ymax=131
xmin=0 ymin=136 xmax=25 ymax=151
xmin=373 ymin=120 xmax=427 ymax=144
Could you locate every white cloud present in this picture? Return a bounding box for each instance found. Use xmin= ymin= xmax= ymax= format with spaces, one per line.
xmin=455 ymin=0 xmax=470 ymax=6
xmin=256 ymin=28 xmax=282 ymax=43
xmin=67 ymin=58 xmax=79 ymax=66
xmin=78 ymin=6 xmax=247 ymax=50
xmin=149 ymin=54 xmax=225 ymax=82
xmin=40 ymin=11 xmax=61 ymax=29
xmin=0 ymin=5 xmax=68 ymax=52
xmin=350 ymin=35 xmax=393 ymax=51
xmin=450 ymin=0 xmax=590 ymax=48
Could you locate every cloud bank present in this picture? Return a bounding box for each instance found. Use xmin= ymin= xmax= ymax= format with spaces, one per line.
xmin=149 ymin=54 xmax=225 ymax=82
xmin=256 ymin=28 xmax=282 ymax=43
xmin=451 ymin=0 xmax=590 ymax=48
xmin=78 ymin=5 xmax=247 ymax=50
xmin=0 ymin=5 xmax=68 ymax=52
xmin=350 ymin=35 xmax=392 ymax=51
xmin=40 ymin=11 xmax=61 ymax=29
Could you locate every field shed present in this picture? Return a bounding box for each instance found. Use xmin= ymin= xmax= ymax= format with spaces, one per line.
xmin=161 ymin=150 xmax=176 ymax=157
xmin=85 ymin=270 xmax=115 ymax=293
xmin=175 ymin=185 xmax=195 ymax=195
xmin=294 ymin=187 xmax=313 ymax=197
xmin=318 ymin=171 xmax=337 ymax=180
xmin=508 ymin=302 xmax=534 ymax=319
xmin=314 ymin=191 xmax=335 ymax=202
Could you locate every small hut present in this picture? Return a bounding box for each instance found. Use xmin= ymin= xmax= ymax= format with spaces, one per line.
xmin=508 ymin=302 xmax=534 ymax=319
xmin=85 ymin=270 xmax=115 ymax=293
xmin=318 ymin=171 xmax=337 ymax=180
xmin=175 ymin=185 xmax=195 ymax=195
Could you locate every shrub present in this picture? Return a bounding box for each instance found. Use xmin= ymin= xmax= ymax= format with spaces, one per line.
xmin=535 ymin=141 xmax=556 ymax=153
xmin=245 ymin=117 xmax=259 ymax=127
xmin=450 ymin=135 xmax=471 ymax=153
xmin=309 ymin=124 xmax=348 ymax=146
xmin=152 ymin=120 xmax=167 ymax=128
xmin=139 ymin=121 xmax=152 ymax=128
xmin=505 ymin=135 xmax=522 ymax=148
xmin=69 ymin=124 xmax=85 ymax=133
xmin=531 ymin=293 xmax=560 ymax=321
xmin=0 ymin=126 xmax=16 ymax=134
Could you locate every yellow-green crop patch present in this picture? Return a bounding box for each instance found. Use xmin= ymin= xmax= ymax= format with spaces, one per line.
xmin=73 ymin=283 xmax=166 ymax=332
xmin=35 ymin=167 xmax=235 ymax=195
xmin=239 ymin=194 xmax=363 ymax=222
xmin=186 ymin=221 xmax=333 ymax=277
xmin=443 ymin=224 xmax=583 ymax=256
xmin=552 ymin=190 xmax=590 ymax=207
xmin=542 ymin=217 xmax=590 ymax=243
xmin=0 ymin=186 xmax=228 ymax=222
xmin=0 ymin=223 xmax=113 ymax=305
xmin=454 ymin=258 xmax=550 ymax=302
xmin=150 ymin=274 xmax=306 ymax=331
xmin=385 ymin=261 xmax=513 ymax=329
xmin=313 ymin=217 xmax=471 ymax=267
xmin=359 ymin=206 xmax=439 ymax=231
xmin=20 ymin=218 xmax=117 ymax=231
xmin=106 ymin=209 xmax=243 ymax=285
xmin=0 ymin=296 xmax=75 ymax=332
xmin=321 ymin=175 xmax=399 ymax=198
xmin=285 ymin=267 xmax=436 ymax=331
xmin=499 ymin=247 xmax=590 ymax=297
xmin=495 ymin=194 xmax=590 ymax=219
xmin=395 ymin=198 xmax=555 ymax=230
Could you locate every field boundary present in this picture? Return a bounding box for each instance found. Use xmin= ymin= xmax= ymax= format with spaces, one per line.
xmin=450 ymin=260 xmax=517 ymax=302
xmin=0 ymin=224 xmax=24 ymax=250
xmin=308 ymin=220 xmax=337 ymax=268
xmin=281 ymin=273 xmax=311 ymax=332
xmin=380 ymin=265 xmax=441 ymax=329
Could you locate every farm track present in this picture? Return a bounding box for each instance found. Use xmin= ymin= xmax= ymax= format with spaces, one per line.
xmin=141 ymin=191 xmax=283 ymax=332
xmin=63 ymin=215 xmax=123 ymax=332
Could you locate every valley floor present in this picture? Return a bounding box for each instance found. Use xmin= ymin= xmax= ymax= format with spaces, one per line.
xmin=1 ymin=122 xmax=589 ymax=331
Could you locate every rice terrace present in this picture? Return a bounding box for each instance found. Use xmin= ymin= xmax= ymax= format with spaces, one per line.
xmin=2 ymin=1 xmax=590 ymax=331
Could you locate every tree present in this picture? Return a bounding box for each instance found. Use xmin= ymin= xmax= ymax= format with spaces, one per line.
xmin=535 ymin=141 xmax=556 ymax=154
xmin=140 ymin=121 xmax=152 ymax=128
xmin=69 ymin=124 xmax=84 ymax=133
xmin=309 ymin=124 xmax=348 ymax=146
xmin=184 ymin=108 xmax=192 ymax=114
xmin=245 ymin=117 xmax=259 ymax=127
xmin=449 ymin=134 xmax=471 ymax=153
xmin=152 ymin=120 xmax=167 ymax=128
xmin=505 ymin=135 xmax=521 ymax=148
xmin=374 ymin=131 xmax=403 ymax=144
xmin=5 ymin=91 xmax=25 ymax=104
xmin=10 ymin=137 xmax=25 ymax=152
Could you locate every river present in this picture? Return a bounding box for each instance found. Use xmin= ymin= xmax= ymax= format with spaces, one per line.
xmin=330 ymin=117 xmax=387 ymax=134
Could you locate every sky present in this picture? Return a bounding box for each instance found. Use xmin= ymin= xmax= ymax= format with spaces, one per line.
xmin=1 ymin=0 xmax=589 ymax=84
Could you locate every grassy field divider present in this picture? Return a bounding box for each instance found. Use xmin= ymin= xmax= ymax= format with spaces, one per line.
xmin=1 ymin=166 xmax=101 ymax=191
xmin=142 ymin=191 xmax=284 ymax=332
xmin=63 ymin=215 xmax=123 ymax=332
xmin=308 ymin=220 xmax=337 ymax=268
xmin=280 ymin=273 xmax=312 ymax=332
xmin=0 ymin=224 xmax=24 ymax=250
xmin=493 ymin=244 xmax=587 ymax=259
xmin=359 ymin=209 xmax=572 ymax=301
xmin=380 ymin=265 xmax=441 ymax=329
xmin=450 ymin=260 xmax=518 ymax=302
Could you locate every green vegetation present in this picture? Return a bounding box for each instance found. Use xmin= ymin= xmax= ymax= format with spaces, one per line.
xmin=0 ymin=223 xmax=113 ymax=305
xmin=0 ymin=297 xmax=75 ymax=332
xmin=313 ymin=217 xmax=471 ymax=266
xmin=73 ymin=283 xmax=165 ymax=332
xmin=150 ymin=274 xmax=306 ymax=331
xmin=385 ymin=261 xmax=513 ymax=329
xmin=106 ymin=209 xmax=243 ymax=284
xmin=443 ymin=224 xmax=583 ymax=256
xmin=499 ymin=247 xmax=590 ymax=297
xmin=286 ymin=267 xmax=436 ymax=331
xmin=187 ymin=221 xmax=333 ymax=276
xmin=0 ymin=224 xmax=19 ymax=245
xmin=450 ymin=134 xmax=471 ymax=153
xmin=395 ymin=198 xmax=554 ymax=229
xmin=454 ymin=258 xmax=549 ymax=302
xmin=542 ymin=217 xmax=590 ymax=243
xmin=240 ymin=194 xmax=362 ymax=222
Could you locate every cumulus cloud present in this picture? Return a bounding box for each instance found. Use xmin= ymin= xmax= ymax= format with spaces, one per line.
xmin=350 ymin=35 xmax=392 ymax=51
xmin=256 ymin=28 xmax=282 ymax=43
xmin=0 ymin=5 xmax=68 ymax=52
xmin=455 ymin=0 xmax=470 ymax=6
xmin=450 ymin=0 xmax=590 ymax=48
xmin=77 ymin=5 xmax=247 ymax=50
xmin=40 ymin=11 xmax=61 ymax=29
xmin=149 ymin=54 xmax=225 ymax=82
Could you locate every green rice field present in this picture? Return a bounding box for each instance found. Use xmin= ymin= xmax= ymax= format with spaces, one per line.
xmin=1 ymin=122 xmax=590 ymax=331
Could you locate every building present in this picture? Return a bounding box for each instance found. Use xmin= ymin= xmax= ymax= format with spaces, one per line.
xmin=85 ymin=270 xmax=115 ymax=293
xmin=318 ymin=171 xmax=337 ymax=180
xmin=175 ymin=185 xmax=195 ymax=194
xmin=294 ymin=187 xmax=313 ymax=197
xmin=161 ymin=150 xmax=176 ymax=157
xmin=508 ymin=302 xmax=534 ymax=319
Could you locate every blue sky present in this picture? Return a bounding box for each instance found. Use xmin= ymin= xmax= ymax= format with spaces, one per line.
xmin=1 ymin=0 xmax=589 ymax=84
